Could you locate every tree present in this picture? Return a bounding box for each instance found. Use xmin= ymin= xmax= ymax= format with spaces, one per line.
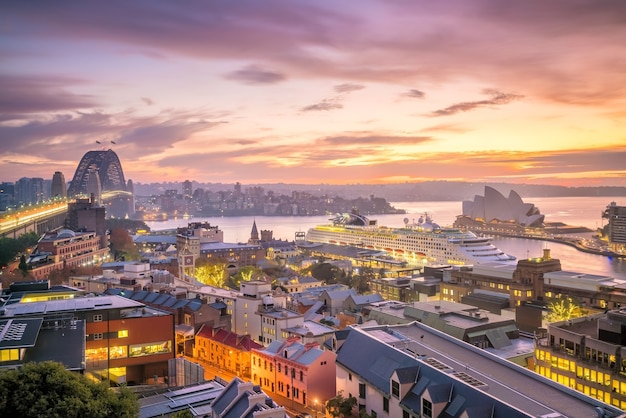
xmin=0 ymin=232 xmax=40 ymax=269
xmin=326 ymin=390 xmax=357 ymax=418
xmin=109 ymin=228 xmax=140 ymax=261
xmin=0 ymin=361 xmax=139 ymax=417
xmin=194 ymin=258 xmax=227 ymax=288
xmin=18 ymin=254 xmax=29 ymax=276
xmin=229 ymin=265 xmax=262 ymax=288
xmin=308 ymin=262 xmax=342 ymax=284
xmin=545 ymin=297 xmax=581 ymax=322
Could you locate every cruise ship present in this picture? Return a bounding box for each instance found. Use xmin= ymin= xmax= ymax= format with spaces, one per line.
xmin=305 ymin=212 xmax=516 ymax=266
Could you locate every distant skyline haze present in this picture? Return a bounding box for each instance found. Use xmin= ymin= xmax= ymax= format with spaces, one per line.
xmin=1 ymin=1 xmax=625 ymax=187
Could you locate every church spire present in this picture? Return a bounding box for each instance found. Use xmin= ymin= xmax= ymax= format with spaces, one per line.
xmin=249 ymin=219 xmax=259 ymax=244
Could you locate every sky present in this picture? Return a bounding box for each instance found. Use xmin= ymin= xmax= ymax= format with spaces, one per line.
xmin=1 ymin=1 xmax=626 ymax=188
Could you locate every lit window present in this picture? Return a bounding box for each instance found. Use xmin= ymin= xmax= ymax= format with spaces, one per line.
xmin=129 ymin=341 xmax=172 ymax=357
xmin=0 ymin=349 xmax=19 ymax=362
xmin=110 ymin=345 xmax=128 ymax=359
xmin=118 ymin=330 xmax=128 ymax=338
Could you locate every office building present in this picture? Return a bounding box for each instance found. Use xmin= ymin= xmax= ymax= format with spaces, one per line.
xmin=441 ymin=249 xmax=626 ymax=328
xmin=1 ymin=282 xmax=175 ymax=386
xmin=535 ymin=307 xmax=626 ymax=410
xmin=336 ymin=322 xmax=625 ymax=418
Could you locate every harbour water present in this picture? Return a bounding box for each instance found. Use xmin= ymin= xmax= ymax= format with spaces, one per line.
xmin=145 ymin=196 xmax=626 ymax=279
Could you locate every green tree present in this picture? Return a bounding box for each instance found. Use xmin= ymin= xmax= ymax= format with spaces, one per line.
xmin=229 ymin=265 xmax=262 ymax=288
xmin=0 ymin=361 xmax=139 ymax=417
xmin=326 ymin=390 xmax=357 ymax=418
xmin=194 ymin=258 xmax=227 ymax=288
xmin=0 ymin=232 xmax=40 ymax=268
xmin=545 ymin=297 xmax=581 ymax=322
xmin=308 ymin=262 xmax=342 ymax=284
xmin=105 ymin=219 xmax=150 ymax=235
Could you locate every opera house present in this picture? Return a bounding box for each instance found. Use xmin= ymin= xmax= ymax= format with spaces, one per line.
xmin=454 ymin=186 xmax=545 ymax=233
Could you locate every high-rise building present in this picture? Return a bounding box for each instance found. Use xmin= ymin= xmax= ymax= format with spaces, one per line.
xmin=15 ymin=177 xmax=45 ymax=206
xmin=605 ymin=202 xmax=626 ymax=253
xmin=0 ymin=181 xmax=15 ymax=211
xmin=50 ymin=171 xmax=67 ymax=199
xmin=182 ymin=180 xmax=192 ymax=198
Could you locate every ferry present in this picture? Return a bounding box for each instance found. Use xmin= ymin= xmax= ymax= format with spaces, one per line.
xmin=305 ymin=211 xmax=516 ymax=266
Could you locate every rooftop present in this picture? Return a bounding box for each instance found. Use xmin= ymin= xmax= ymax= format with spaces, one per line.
xmin=349 ymin=322 xmax=624 ymax=418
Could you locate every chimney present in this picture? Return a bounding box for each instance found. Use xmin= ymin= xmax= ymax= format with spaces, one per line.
xmin=543 ymin=248 xmax=551 ymax=260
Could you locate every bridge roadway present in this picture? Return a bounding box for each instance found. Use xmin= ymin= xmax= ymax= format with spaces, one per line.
xmin=0 ymin=191 xmax=132 ymax=238
xmin=1 ymin=201 xmax=69 ymax=238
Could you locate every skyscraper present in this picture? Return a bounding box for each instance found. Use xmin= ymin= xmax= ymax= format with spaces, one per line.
xmin=182 ymin=180 xmax=192 ymax=198
xmin=51 ymin=171 xmax=67 ymax=199
xmin=15 ymin=177 xmax=45 ymax=206
xmin=0 ymin=182 xmax=15 ymax=211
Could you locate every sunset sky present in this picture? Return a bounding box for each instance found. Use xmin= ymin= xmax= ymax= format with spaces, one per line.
xmin=1 ymin=1 xmax=626 ymax=187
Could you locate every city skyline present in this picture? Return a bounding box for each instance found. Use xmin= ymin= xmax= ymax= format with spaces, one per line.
xmin=2 ymin=1 xmax=626 ymax=187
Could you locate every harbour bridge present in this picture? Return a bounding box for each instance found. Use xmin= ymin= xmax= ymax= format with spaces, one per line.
xmin=2 ymin=149 xmax=133 ymax=238
xmin=0 ymin=190 xmax=133 ymax=239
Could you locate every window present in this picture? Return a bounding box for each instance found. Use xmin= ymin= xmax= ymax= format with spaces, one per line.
xmin=300 ymin=370 xmax=303 ymax=381
xmin=110 ymin=345 xmax=128 ymax=359
xmin=0 ymin=349 xmax=19 ymax=362
xmin=359 ymin=382 xmax=366 ymax=399
xmin=94 ymin=333 xmax=104 ymax=340
xmin=383 ymin=397 xmax=389 ymax=412
xmin=129 ymin=341 xmax=172 ymax=357
xmin=391 ymin=380 xmax=400 ymax=398
xmin=348 ymin=373 xmax=352 ymax=381
xmin=93 ymin=314 xmax=103 ymax=322
xmin=117 ymin=330 xmax=128 ymax=338
xmin=422 ymin=398 xmax=433 ymax=418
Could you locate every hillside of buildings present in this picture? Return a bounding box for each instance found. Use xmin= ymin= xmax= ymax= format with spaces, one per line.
xmin=134 ymin=181 xmax=626 ymax=202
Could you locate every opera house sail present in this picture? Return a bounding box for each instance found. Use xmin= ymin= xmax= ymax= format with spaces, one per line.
xmin=454 ymin=186 xmax=545 ymax=233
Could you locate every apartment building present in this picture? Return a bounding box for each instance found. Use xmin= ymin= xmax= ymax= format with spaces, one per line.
xmin=195 ymin=325 xmax=263 ymax=379
xmin=28 ymin=229 xmax=110 ymax=279
xmin=251 ymin=337 xmax=336 ymax=409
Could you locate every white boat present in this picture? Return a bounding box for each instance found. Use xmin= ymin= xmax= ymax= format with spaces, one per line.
xmin=305 ymin=212 xmax=516 ymax=266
